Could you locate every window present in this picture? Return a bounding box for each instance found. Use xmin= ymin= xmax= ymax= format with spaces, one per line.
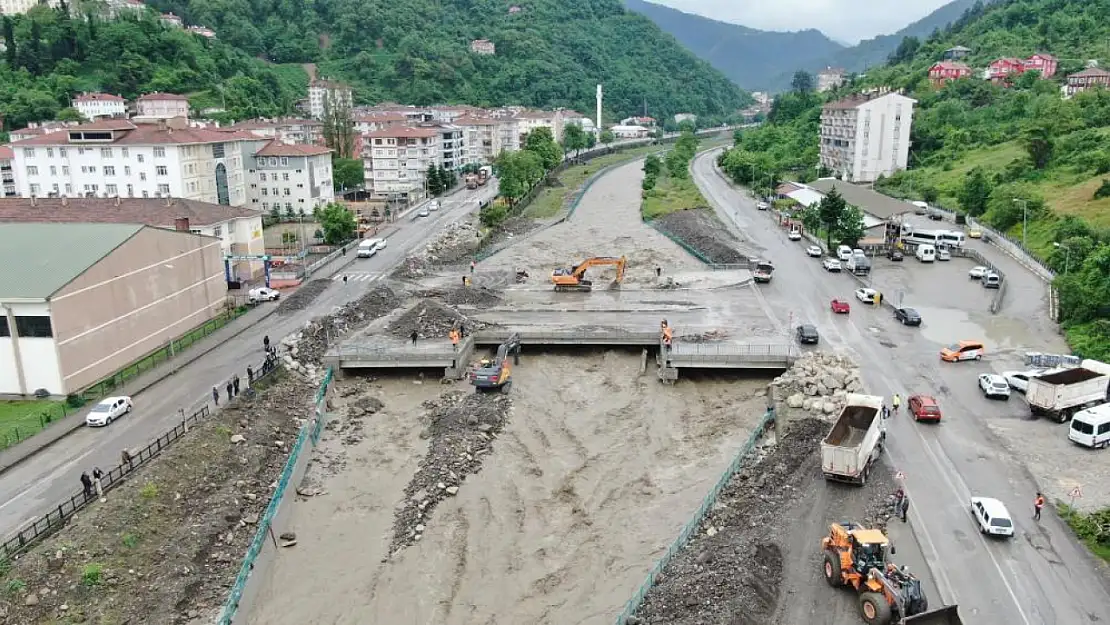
xmin=15 ymin=316 xmax=53 ymax=338
xmin=62 ymin=166 xmax=69 ymax=175
xmin=104 ymin=166 xmax=116 ymax=176
xmin=23 ymin=148 xmax=34 ymax=158
xmin=49 ymin=166 xmax=56 ymax=175
xmin=0 ymin=317 xmax=8 ymax=337
xmin=59 ymin=147 xmax=66 ymax=157
xmin=296 ymin=183 xmax=304 ymax=188
xmin=77 ymin=147 xmax=86 ymax=155
xmin=280 ymin=157 xmax=288 ymax=166
xmin=29 ymin=183 xmax=40 ymax=195
xmin=126 ymin=184 xmax=134 ymax=197
xmin=139 ymin=172 xmax=147 ymax=181
xmin=214 ymin=226 xmax=222 ymax=237
xmin=212 ymin=143 xmax=225 ymax=158
xmin=137 ymin=154 xmax=145 ymax=163
xmin=284 ymin=188 xmax=291 ymax=196
xmin=285 ymin=202 xmax=293 ymax=210
xmin=262 ymin=202 xmax=269 ymax=210
xmin=83 ymin=184 xmax=98 ymax=192
xmin=157 ymin=184 xmax=170 ymax=195
xmin=153 ymin=147 xmax=166 ymax=158
xmin=261 ymin=188 xmax=268 ymax=196
xmin=272 ymin=187 xmax=279 ymax=196
xmin=26 ymin=166 xmax=38 ymax=176
xmin=51 ymin=183 xmax=58 ymax=193
xmin=64 ymin=184 xmax=72 ymax=194
xmin=156 ymin=166 xmax=168 ymax=176
xmin=101 ymin=147 xmax=113 ymax=158
xmin=269 ymin=158 xmax=278 ymax=166
xmin=46 ymin=148 xmax=54 ymax=158
xmin=142 ymin=190 xmax=149 ymax=198
xmin=122 ymin=148 xmax=129 ymax=158
xmin=124 ymin=166 xmax=131 ymax=176
xmin=259 ymin=173 xmax=267 ymax=182
xmin=282 ymin=173 xmax=289 ymax=181
xmin=106 ymin=184 xmax=118 ymax=195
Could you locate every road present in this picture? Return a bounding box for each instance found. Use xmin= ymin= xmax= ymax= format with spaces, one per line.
xmin=693 ymin=149 xmax=1110 ymax=625
xmin=0 ymin=183 xmax=498 ymax=537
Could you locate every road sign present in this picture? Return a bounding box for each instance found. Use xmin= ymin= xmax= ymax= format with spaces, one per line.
xmin=1070 ymin=485 xmax=1083 ymax=499
xmin=895 ymin=471 xmax=906 ymax=481
xmin=224 ymin=254 xmax=271 ymax=261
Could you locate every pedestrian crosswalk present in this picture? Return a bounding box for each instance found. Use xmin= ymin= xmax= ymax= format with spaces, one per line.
xmin=333 ymin=272 xmax=382 ymax=282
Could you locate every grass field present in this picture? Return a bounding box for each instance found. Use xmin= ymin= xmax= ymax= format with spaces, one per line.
xmin=641 ymin=172 xmax=709 ymax=221
xmin=0 ymin=400 xmax=67 ymax=449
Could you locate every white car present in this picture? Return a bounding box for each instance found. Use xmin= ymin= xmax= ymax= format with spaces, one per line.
xmin=428 ymin=200 xmax=440 ymax=212
xmin=822 ymin=258 xmax=842 ymax=272
xmin=247 ymin=287 xmax=280 ymax=303
xmin=756 ymin=201 xmax=769 ymax=211
xmin=374 ymin=238 xmax=387 ymax=250
xmin=937 ymin=247 xmax=951 ymax=261
xmin=836 ymin=245 xmax=853 ymax=262
xmin=1002 ymin=370 xmax=1043 ymax=393
xmin=968 ymin=266 xmax=989 ymax=279
xmin=417 ymin=208 xmax=430 ymax=218
xmin=86 ymin=396 xmax=133 ymax=427
xmin=970 ymin=496 xmax=1015 ymax=537
xmin=854 ymin=287 xmax=878 ymax=303
xmin=805 ymin=245 xmax=823 ymax=257
xmin=787 ymin=229 xmax=802 ymax=241
xmin=978 ymin=373 xmax=1011 ymax=399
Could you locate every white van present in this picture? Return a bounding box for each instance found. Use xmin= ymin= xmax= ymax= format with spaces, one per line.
xmin=357 ymin=238 xmax=381 ymax=258
xmin=1069 ymin=403 xmax=1110 ymax=448
xmin=915 ymin=244 xmax=936 ymax=262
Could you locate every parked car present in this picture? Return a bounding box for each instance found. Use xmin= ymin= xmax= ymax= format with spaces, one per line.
xmin=796 ymin=324 xmax=820 ymax=345
xmin=979 ymin=373 xmax=1011 ymax=399
xmin=248 ymin=287 xmax=280 ymax=303
xmin=968 ymin=266 xmax=989 ymax=279
xmin=417 ymin=208 xmax=431 ymax=217
xmin=806 ymin=245 xmax=823 ymax=257
xmin=887 ymin=249 xmax=904 ymax=261
xmin=894 ymin=307 xmax=922 ymax=326
xmin=757 ymin=201 xmax=769 ymax=211
xmin=830 ymin=299 xmax=851 ymax=314
xmin=787 ymin=228 xmax=802 ymax=241
xmin=940 ymin=340 xmax=985 ymax=362
xmin=1002 ymin=369 xmax=1043 ymax=393
xmin=836 ymin=245 xmax=853 ymax=261
xmin=428 ymin=200 xmax=440 ymax=211
xmin=970 ymin=496 xmax=1015 ymax=538
xmin=822 ymin=258 xmax=842 ymax=272
xmin=908 ymin=394 xmax=942 ymax=422
xmin=854 ymin=287 xmax=878 ymax=303
xmin=928 ymin=211 xmax=944 ymax=221
xmin=968 ymin=226 xmax=983 ymax=239
xmin=937 ymin=247 xmax=951 ymax=261
xmin=983 ymin=272 xmax=1002 ymax=289
xmin=86 ymin=396 xmax=133 ymax=427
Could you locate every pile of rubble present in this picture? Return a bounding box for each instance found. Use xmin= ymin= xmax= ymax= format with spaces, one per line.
xmin=419 ymin=286 xmax=502 ymax=307
xmin=276 ymin=279 xmax=332 ymax=315
xmin=770 ymin=351 xmax=864 ymax=418
xmin=424 ymin=220 xmax=482 ymax=265
xmin=679 ymin=329 xmax=730 ymax=343
xmin=386 ymin=300 xmax=488 ymax=339
xmin=280 ymin=285 xmax=399 ymax=378
xmin=390 ymin=390 xmax=512 ymax=553
xmin=651 ymin=209 xmax=753 ymax=265
xmin=391 ymin=255 xmax=431 ymax=280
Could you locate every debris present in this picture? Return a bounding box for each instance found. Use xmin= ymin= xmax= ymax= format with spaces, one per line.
xmin=386 ymin=300 xmax=487 ymax=339
xmin=229 ymin=434 xmax=245 ymax=444
xmin=276 ymin=279 xmax=332 ymax=315
xmin=280 ymin=284 xmax=399 ymax=376
xmin=651 ymin=208 xmax=753 ymax=265
xmin=770 ymin=351 xmax=864 ymax=422
xmin=679 ymin=329 xmax=730 ymax=343
xmin=418 ymin=286 xmax=503 ymax=307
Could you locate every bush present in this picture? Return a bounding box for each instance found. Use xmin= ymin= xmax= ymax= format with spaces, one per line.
xmin=479 ymin=203 xmax=509 ymax=228
xmin=642 ymin=174 xmax=657 ymax=191
xmin=1094 ymin=179 xmax=1110 ymax=200
xmin=82 ymin=563 xmax=104 ymax=586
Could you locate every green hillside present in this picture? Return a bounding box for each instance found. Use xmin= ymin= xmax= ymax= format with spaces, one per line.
xmin=720 ymin=0 xmax=1110 ymax=359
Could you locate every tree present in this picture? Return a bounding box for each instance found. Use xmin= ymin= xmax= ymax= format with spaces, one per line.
xmin=887 ymin=36 xmax=920 ymax=65
xmin=2 ymin=17 xmax=16 ymax=69
xmin=834 ymin=205 xmax=866 ymax=247
xmin=523 ymin=127 xmax=563 ymax=171
xmin=920 ymin=185 xmax=939 ymax=205
xmin=315 ymin=202 xmax=357 ymax=244
xmin=791 ymin=70 xmax=815 ymax=94
xmin=958 ymin=167 xmax=991 ymax=217
xmin=818 ymin=187 xmax=847 ymax=250
xmin=332 ymin=157 xmax=364 ymax=190
xmin=495 ymin=150 xmax=543 ymax=205
xmin=55 ymin=107 xmax=86 ymax=122
xmin=426 ymin=163 xmax=444 ymax=196
xmin=563 ymin=123 xmax=588 ymax=157
xmin=437 ymin=165 xmax=455 ymax=192
xmin=599 ymin=129 xmax=615 ymax=145
xmin=643 ymin=154 xmax=662 ymax=177
xmin=321 ymin=90 xmax=355 ymax=158
xmin=1022 ymin=121 xmax=1054 ymax=170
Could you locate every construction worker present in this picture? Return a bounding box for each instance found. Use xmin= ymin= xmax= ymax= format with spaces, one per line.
xmin=449 ymin=329 xmax=460 ymax=351
xmin=662 ymin=325 xmax=673 ymax=351
xmin=1034 ymin=492 xmax=1045 ymax=521
xmin=892 ymin=393 xmax=901 ymax=412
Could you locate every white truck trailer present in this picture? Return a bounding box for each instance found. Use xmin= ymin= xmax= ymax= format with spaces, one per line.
xmin=821 ymin=393 xmax=886 ymax=485
xmin=1027 ymin=359 xmax=1110 ymax=423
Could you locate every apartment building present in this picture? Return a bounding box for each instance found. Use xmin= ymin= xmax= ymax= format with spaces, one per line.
xmin=1066 ymin=67 xmax=1110 ymax=97
xmin=819 ymin=91 xmax=916 ymax=183
xmin=224 ymin=118 xmax=324 ymax=145
xmin=353 ymin=113 xmax=408 ymax=135
xmin=454 ymin=116 xmax=502 ymax=164
xmin=513 ymin=110 xmax=564 ymax=143
xmin=8 ymin=122 xmax=77 ymax=142
xmin=10 ymin=118 xmax=265 ymax=206
xmin=428 ymin=105 xmax=485 ymax=123
xmin=306 ymin=80 xmax=353 ymax=120
xmin=0 ymin=146 xmax=16 ymax=197
xmin=817 ymin=67 xmax=847 ymax=92
xmin=136 ymin=92 xmax=190 ymax=119
xmin=362 ymin=126 xmax=441 ymax=200
xmin=71 ymin=93 xmax=127 ymax=120
xmin=249 ymin=140 xmax=334 ymax=214
xmin=414 ymin=123 xmax=467 ymax=171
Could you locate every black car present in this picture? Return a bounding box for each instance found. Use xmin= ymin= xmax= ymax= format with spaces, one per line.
xmin=887 ymin=249 xmax=904 ymax=261
xmin=895 ymin=307 xmax=922 ymax=326
xmin=928 ymin=211 xmax=944 ymax=221
xmin=796 ymin=324 xmax=820 ymax=344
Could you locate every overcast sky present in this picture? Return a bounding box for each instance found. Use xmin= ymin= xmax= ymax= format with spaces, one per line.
xmin=651 ymin=0 xmax=954 ymax=44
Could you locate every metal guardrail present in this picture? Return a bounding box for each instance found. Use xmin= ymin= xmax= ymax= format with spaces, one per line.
xmin=0 ymin=357 xmax=282 ymax=563
xmin=613 ymin=409 xmax=775 ymax=625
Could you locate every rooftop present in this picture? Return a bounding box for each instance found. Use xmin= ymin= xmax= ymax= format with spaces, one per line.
xmin=12 ymin=121 xmax=261 ymax=146
xmin=809 ymin=179 xmax=917 ymax=220
xmin=1070 ymin=67 xmax=1110 ymax=77
xmin=73 ymin=92 xmax=125 ymax=102
xmin=0 ymin=145 xmax=12 ymax=160
xmin=453 ymin=116 xmax=500 ymax=126
xmin=137 ymin=92 xmax=189 ymax=101
xmin=0 ymin=223 xmax=144 ymax=300
xmin=0 ymin=197 xmax=261 ymax=228
xmin=255 ymin=140 xmax=331 ymax=157
xmin=365 ymin=126 xmax=440 ymax=138
xmin=354 ymin=112 xmax=408 ymax=123
xmin=931 ymin=61 xmax=972 ymax=71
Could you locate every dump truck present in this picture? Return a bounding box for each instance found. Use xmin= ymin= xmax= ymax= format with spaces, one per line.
xmin=478 ymin=165 xmax=492 ymax=186
xmin=551 ymin=256 xmax=627 ymax=292
xmin=465 ymin=173 xmax=479 ymax=189
xmin=1027 ymin=358 xmax=1110 ymax=423
xmin=821 ymin=393 xmax=886 ymax=485
xmin=470 ymin=333 xmax=521 ymax=393
xmin=753 ymin=260 xmax=774 ymax=284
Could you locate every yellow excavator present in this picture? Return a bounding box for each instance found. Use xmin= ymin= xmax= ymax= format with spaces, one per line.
xmin=551 ymin=256 xmax=627 ymax=292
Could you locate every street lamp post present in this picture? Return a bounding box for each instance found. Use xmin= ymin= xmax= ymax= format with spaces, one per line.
xmin=1054 ymin=241 xmax=1071 ymax=274
xmin=1012 ymin=198 xmax=1029 ymax=249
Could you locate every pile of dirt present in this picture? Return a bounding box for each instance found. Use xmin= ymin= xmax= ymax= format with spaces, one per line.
xmin=276 ymin=279 xmax=332 ymax=315
xmin=424 ymin=219 xmax=482 ymax=265
xmin=281 ymin=285 xmax=399 ymax=376
xmin=0 ymin=374 xmax=313 ymax=625
xmin=390 ymin=255 xmax=431 ymax=280
xmin=389 ymin=390 xmax=512 ymax=553
xmin=480 ymin=215 xmax=539 ymax=250
xmin=652 ymin=209 xmax=751 ymax=265
xmin=386 ymin=300 xmax=487 ymax=339
xmin=631 ymin=418 xmax=828 ymax=625
xmin=418 ymin=286 xmax=502 ymax=307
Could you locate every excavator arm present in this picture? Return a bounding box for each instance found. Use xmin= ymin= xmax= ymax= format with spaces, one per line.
xmin=553 ymin=256 xmax=627 ymax=292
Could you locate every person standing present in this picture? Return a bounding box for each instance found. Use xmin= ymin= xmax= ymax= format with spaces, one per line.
xmin=226 ymin=380 xmax=234 ymax=402
xmin=247 ymin=366 xmax=254 ymax=386
xmin=450 ymin=329 xmax=460 ymax=351
xmin=899 ymin=493 xmax=910 ymax=522
xmin=1034 ymin=492 xmax=1045 ymax=521
xmin=212 ymin=386 xmax=220 ymax=406
xmin=470 ymin=260 xmax=476 ymax=274
xmin=263 ymin=335 xmax=270 ymax=352
xmin=656 ymin=266 xmax=662 ymax=278
xmin=121 ymin=449 xmax=133 ymax=471
xmin=80 ymin=472 xmax=93 ymax=498
xmin=92 ymin=467 xmax=104 ymax=499
xmin=233 ymin=376 xmax=240 ymax=396
xmin=410 ymin=329 xmax=419 ymax=346
xmin=892 ymin=393 xmax=901 ymax=413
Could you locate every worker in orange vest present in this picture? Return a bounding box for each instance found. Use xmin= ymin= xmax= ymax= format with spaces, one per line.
xmin=449 ymin=329 xmax=460 ymax=351
xmin=662 ymin=326 xmax=673 ymax=351
xmin=1034 ymin=492 xmax=1045 ymax=521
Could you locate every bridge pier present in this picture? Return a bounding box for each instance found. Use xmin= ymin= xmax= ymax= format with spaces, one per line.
xmin=444 ymin=336 xmax=477 ymax=380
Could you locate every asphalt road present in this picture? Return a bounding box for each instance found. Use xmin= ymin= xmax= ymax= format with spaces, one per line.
xmin=693 ymin=149 xmax=1110 ymax=625
xmin=0 ymin=182 xmax=499 ymax=536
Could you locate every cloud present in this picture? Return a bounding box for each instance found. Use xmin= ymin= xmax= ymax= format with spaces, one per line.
xmin=648 ymin=0 xmax=954 ymax=43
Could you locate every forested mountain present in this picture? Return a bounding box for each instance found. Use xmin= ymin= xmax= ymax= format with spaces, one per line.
xmin=143 ymin=0 xmax=750 ymax=119
xmin=621 ymin=0 xmax=844 ymax=90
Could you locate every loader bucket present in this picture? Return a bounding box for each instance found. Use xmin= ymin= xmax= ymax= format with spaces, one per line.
xmin=902 ymin=605 xmax=963 ymax=625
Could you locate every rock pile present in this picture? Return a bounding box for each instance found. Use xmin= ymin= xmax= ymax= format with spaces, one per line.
xmin=276 ymin=279 xmax=332 ymax=315
xmin=390 ymin=391 xmax=512 ymax=553
xmin=770 ymin=351 xmax=864 ymax=418
xmin=651 ymin=209 xmax=752 ymax=265
xmin=280 ymin=285 xmax=398 ymax=379
xmin=418 ymin=286 xmax=502 ymax=307
xmin=391 ymin=255 xmax=431 ymax=280
xmin=424 ymin=220 xmax=482 ymax=265
xmin=386 ymin=300 xmax=487 ymax=339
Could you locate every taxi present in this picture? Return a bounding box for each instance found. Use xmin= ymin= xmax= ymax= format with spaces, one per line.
xmin=940 ymin=340 xmax=985 ymax=362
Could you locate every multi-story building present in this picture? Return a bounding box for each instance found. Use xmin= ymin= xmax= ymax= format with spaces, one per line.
xmin=1023 ymin=53 xmax=1058 ymax=78
xmin=72 ymin=93 xmax=127 ymax=120
xmin=222 ymin=118 xmax=324 ymax=146
xmin=469 ymin=39 xmax=495 ymax=55
xmin=413 ymin=123 xmax=467 ymax=171
xmin=306 ymin=80 xmax=353 ymax=120
xmin=249 ymin=140 xmax=334 ymax=214
xmin=136 ymin=92 xmax=190 ymax=119
xmin=9 ymin=122 xmax=78 ymax=142
xmin=10 ymin=118 xmax=265 ymax=206
xmin=497 ymin=117 xmax=521 ymax=153
xmin=353 ymin=112 xmax=408 ymax=135
xmin=927 ymin=61 xmax=972 ymax=86
xmin=818 ymin=91 xmax=916 ymax=184
xmin=987 ymin=58 xmax=1025 ymax=83
xmin=942 ymin=46 xmax=971 ymax=60
xmin=0 ymin=0 xmax=58 ymax=15
xmin=817 ymin=67 xmax=847 ymax=92
xmin=428 ymin=105 xmax=484 ymax=124
xmin=0 ymin=146 xmax=16 ymax=197
xmin=513 ymin=110 xmax=564 ymax=143
xmin=454 ymin=116 xmax=502 ymax=164
xmin=563 ymin=112 xmax=596 ymax=135
xmin=1066 ymin=67 xmax=1110 ymax=96
xmin=362 ymin=126 xmax=441 ymax=201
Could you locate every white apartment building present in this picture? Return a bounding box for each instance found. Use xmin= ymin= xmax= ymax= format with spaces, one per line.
xmin=249 ymin=141 xmax=334 ymax=214
xmin=71 ymin=93 xmax=127 ymax=120
xmin=513 ymin=110 xmax=564 ymax=143
xmin=353 ymin=113 xmax=407 ymax=135
xmin=11 ymin=118 xmax=265 ymax=206
xmin=136 ymin=92 xmax=190 ymax=119
xmin=414 ymin=123 xmax=467 ymax=171
xmin=306 ymin=80 xmax=353 ymax=120
xmin=362 ymin=126 xmax=441 ymax=200
xmin=454 ymin=116 xmax=502 ymax=164
xmin=0 ymin=146 xmax=16 ymax=197
xmin=819 ymin=92 xmax=916 ymax=183
xmin=225 ymin=118 xmax=323 ymax=145
xmin=498 ymin=117 xmax=520 ymax=153
xmin=427 ymin=105 xmax=484 ymax=123
xmin=0 ymin=0 xmax=58 ymax=14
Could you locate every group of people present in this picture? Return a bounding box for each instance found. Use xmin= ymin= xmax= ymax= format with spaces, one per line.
xmin=881 ymin=393 xmax=902 ymax=419
xmin=80 ymin=467 xmax=105 ymax=500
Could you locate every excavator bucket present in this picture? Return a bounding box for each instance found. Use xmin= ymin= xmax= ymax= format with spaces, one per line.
xmin=902 ymin=605 xmax=963 ymax=625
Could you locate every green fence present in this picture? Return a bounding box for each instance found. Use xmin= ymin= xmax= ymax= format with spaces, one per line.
xmin=612 ymin=408 xmax=775 ymax=625
xmin=217 ymin=366 xmax=333 ymax=625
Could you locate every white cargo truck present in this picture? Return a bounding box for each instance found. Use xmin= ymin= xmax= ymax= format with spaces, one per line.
xmin=1027 ymin=359 xmax=1110 ymax=423
xmin=821 ymin=393 xmax=886 ymax=485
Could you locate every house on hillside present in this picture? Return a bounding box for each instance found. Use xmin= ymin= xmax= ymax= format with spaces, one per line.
xmin=987 ymin=58 xmax=1025 ymax=84
xmin=469 ymin=39 xmax=495 ymax=55
xmin=1023 ymin=53 xmax=1057 ymax=78
xmin=1066 ymin=67 xmax=1110 ymax=97
xmin=928 ymin=61 xmax=972 ymax=87
xmin=943 ymin=46 xmax=971 ymax=60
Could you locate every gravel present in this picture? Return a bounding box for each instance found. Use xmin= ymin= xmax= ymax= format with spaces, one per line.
xmin=389 ymin=390 xmax=512 ymax=553
xmin=276 ymin=279 xmax=332 ymax=315
xmin=417 ymin=286 xmax=503 ymax=307
xmin=386 ymin=299 xmax=487 ymax=339
xmin=652 ymin=209 xmax=752 ymax=265
xmin=280 ymin=285 xmax=398 ymax=369
xmin=391 ymin=255 xmax=431 ymax=280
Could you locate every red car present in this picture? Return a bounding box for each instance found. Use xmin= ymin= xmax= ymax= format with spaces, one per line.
xmin=830 ymin=299 xmax=851 ymax=314
xmin=908 ymin=394 xmax=942 ymax=422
